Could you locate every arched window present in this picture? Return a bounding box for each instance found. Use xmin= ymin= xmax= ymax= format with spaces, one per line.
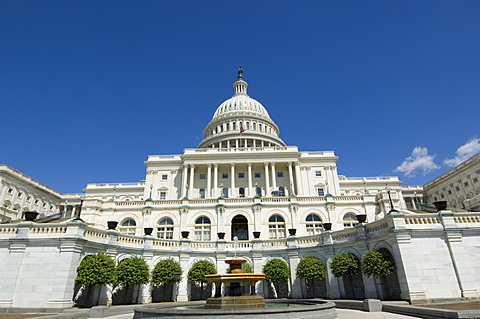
xmin=157 ymin=217 xmax=174 ymax=239
xmin=199 ymin=188 xmax=205 ymax=199
xmin=256 ymin=187 xmax=262 ymax=196
xmin=195 ymin=216 xmax=211 ymax=241
xmin=119 ymin=218 xmax=136 ymax=235
xmin=222 ymin=188 xmax=229 ymax=198
xmin=278 ymin=186 xmax=285 ymax=197
xmin=306 ymin=214 xmax=323 ymax=235
xmin=268 ymin=214 xmax=286 ymax=239
xmin=239 ymin=187 xmax=245 ymax=198
xmin=343 ymin=213 xmax=358 ymax=228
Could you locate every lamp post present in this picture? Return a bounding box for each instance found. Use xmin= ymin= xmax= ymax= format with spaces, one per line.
xmin=74 ymin=194 xmax=86 ymax=221
xmin=385 ymin=186 xmax=397 ymax=213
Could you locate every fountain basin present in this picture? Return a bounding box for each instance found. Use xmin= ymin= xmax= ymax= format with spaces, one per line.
xmin=133 ymin=299 xmax=337 ymax=319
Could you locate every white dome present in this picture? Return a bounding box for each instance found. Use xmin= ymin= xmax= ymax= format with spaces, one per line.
xmin=212 ymin=92 xmax=271 ymax=120
xmin=198 ymin=68 xmax=286 ymax=149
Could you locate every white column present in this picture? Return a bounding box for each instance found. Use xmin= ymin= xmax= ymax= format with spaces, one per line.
xmin=181 ymin=165 xmax=188 ymax=199
xmin=264 ymin=163 xmax=270 ymax=196
xmin=271 ymin=162 xmax=277 ymax=191
xmin=247 ymin=163 xmax=253 ymax=197
xmin=207 ymin=164 xmax=212 ymax=198
xmin=295 ymin=163 xmax=303 ymax=196
xmin=213 ymin=164 xmax=218 ymax=197
xmin=230 ymin=163 xmax=235 ymax=198
xmin=288 ymin=162 xmax=295 ymax=195
xmin=188 ymin=164 xmax=195 ymax=198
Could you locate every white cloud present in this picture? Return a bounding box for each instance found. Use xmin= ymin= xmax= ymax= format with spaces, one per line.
xmin=444 ymin=137 xmax=480 ymax=167
xmin=394 ymin=146 xmax=440 ymax=178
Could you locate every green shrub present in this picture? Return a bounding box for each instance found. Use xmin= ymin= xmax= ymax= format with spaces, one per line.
xmin=152 ymin=259 xmax=183 ymax=285
xmin=187 ymin=260 xmax=217 ymax=283
xmin=296 ymin=255 xmax=326 ymax=281
xmin=263 ymin=258 xmax=290 ymax=282
xmin=115 ymin=257 xmax=150 ymax=286
xmin=330 ymin=252 xmax=360 ymax=278
xmin=75 ymin=252 xmax=115 ymax=286
xmin=362 ymin=249 xmax=395 ymax=277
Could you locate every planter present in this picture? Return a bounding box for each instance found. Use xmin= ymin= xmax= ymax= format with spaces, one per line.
xmin=217 ymin=232 xmax=225 ymax=240
xmin=24 ymin=211 xmax=39 ymax=222
xmin=107 ymin=221 xmax=118 ymax=230
xmin=288 ymin=228 xmax=297 ymax=236
xmin=181 ymin=231 xmax=190 ymax=239
xmin=323 ymin=223 xmax=332 ymax=231
xmin=433 ymin=201 xmax=447 ymax=211
xmin=356 ymin=214 xmax=367 ymax=223
xmin=144 ymin=227 xmax=154 ymax=236
xmin=253 ymin=231 xmax=261 ymax=239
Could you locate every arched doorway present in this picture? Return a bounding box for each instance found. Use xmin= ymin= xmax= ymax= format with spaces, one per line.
xmin=231 ymin=215 xmax=248 ymax=240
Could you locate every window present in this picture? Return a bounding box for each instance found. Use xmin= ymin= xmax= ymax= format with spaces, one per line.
xmin=464 ymin=182 xmax=469 ymax=187
xmin=7 ymin=188 xmax=13 ymax=194
xmin=17 ymin=192 xmax=22 ymax=198
xmin=222 ymin=173 xmax=228 ymax=179
xmin=255 ymin=172 xmax=261 ymax=178
xmin=473 ymin=177 xmax=478 ymax=183
xmin=194 ymin=216 xmax=211 ymax=241
xmin=222 ymin=188 xmax=229 ymax=198
xmin=306 ymin=214 xmax=323 ymax=235
xmin=256 ymin=187 xmax=262 ymax=196
xmin=448 ymin=190 xmax=452 ymax=195
xmin=239 ymin=187 xmax=245 ymax=198
xmin=157 ymin=217 xmax=174 ymax=239
xmin=238 ymin=173 xmax=245 ymax=178
xmin=343 ymin=213 xmax=358 ymax=228
xmin=268 ymin=215 xmax=286 ymax=239
xmin=315 ymin=171 xmax=322 ymax=177
xmin=277 ymin=172 xmax=283 ymax=177
xmin=26 ymin=196 xmax=31 ymax=202
xmin=199 ymin=174 xmax=206 ymax=179
xmin=160 ymin=191 xmax=166 ymax=200
xmin=317 ymin=188 xmax=325 ymax=196
xmin=199 ymin=188 xmax=205 ymax=199
xmin=162 ymin=175 xmax=168 ymax=180
xmin=456 ymin=186 xmax=460 ymax=191
xmin=119 ymin=218 xmax=136 ymax=235
xmin=278 ymin=186 xmax=285 ymax=197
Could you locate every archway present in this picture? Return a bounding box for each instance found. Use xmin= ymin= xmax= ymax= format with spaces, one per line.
xmin=231 ymin=215 xmax=249 ymax=240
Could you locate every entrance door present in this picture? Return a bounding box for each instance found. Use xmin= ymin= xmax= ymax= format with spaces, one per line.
xmin=231 ymin=215 xmax=249 ymax=240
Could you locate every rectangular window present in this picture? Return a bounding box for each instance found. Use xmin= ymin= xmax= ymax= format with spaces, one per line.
xmin=473 ymin=177 xmax=478 ymax=183
xmin=222 ymin=173 xmax=228 ymax=178
xmin=160 ymin=192 xmax=166 ymax=200
xmin=464 ymin=182 xmax=469 ymax=187
xmin=277 ymin=172 xmax=283 ymax=177
xmin=255 ymin=172 xmax=261 ymax=178
xmin=317 ymin=188 xmax=325 ymax=196
xmin=162 ymin=174 xmax=168 ymax=180
xmin=238 ymin=173 xmax=245 ymax=178
xmin=199 ymin=174 xmax=206 ymax=179
xmin=315 ymin=171 xmax=322 ymax=177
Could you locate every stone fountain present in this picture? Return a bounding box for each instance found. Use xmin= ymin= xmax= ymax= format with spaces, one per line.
xmin=205 ymin=259 xmax=265 ymax=309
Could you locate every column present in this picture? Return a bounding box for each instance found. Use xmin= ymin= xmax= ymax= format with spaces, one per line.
xmin=206 ymin=164 xmax=212 ymax=198
xmin=230 ymin=163 xmax=235 ymax=198
xmin=264 ymin=163 xmax=270 ymax=196
xmin=188 ymin=164 xmax=195 ymax=198
xmin=288 ymin=162 xmax=296 ymax=195
xmin=247 ymin=163 xmax=253 ymax=197
xmin=213 ymin=164 xmax=219 ymax=197
xmin=181 ymin=165 xmax=188 ymax=199
xmin=270 ymin=162 xmax=277 ymax=191
xmin=294 ymin=162 xmax=303 ymax=196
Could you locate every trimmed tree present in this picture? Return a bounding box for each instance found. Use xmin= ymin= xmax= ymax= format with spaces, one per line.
xmin=242 ymin=262 xmax=254 ymax=274
xmin=263 ymin=259 xmax=290 ymax=298
xmin=151 ymin=259 xmax=183 ymax=302
xmin=75 ymin=252 xmax=115 ymax=307
xmin=362 ymin=249 xmax=396 ymax=300
xmin=330 ymin=252 xmax=361 ymax=299
xmin=114 ymin=257 xmax=150 ymax=304
xmin=296 ymin=255 xmax=327 ymax=298
xmin=187 ymin=260 xmax=217 ymax=300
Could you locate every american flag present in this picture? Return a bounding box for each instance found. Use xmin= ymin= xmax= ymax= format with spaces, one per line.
xmin=240 ymin=127 xmax=246 ymax=133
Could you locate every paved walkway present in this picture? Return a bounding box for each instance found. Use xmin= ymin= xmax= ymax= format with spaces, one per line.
xmin=90 ymin=309 xmax=422 ymax=319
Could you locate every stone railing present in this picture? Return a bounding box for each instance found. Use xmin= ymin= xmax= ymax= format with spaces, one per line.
xmin=2 ymin=211 xmax=480 ymax=253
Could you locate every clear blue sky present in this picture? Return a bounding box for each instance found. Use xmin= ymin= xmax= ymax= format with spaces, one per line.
xmin=1 ymin=1 xmax=479 ymax=193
